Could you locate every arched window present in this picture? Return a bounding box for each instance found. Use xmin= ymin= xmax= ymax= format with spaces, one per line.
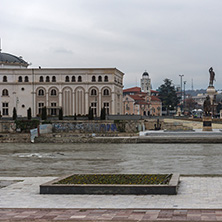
xmin=46 ymin=76 xmax=50 ymax=82
xmin=98 ymin=76 xmax=102 ymax=82
xmin=92 ymin=76 xmax=96 ymax=82
xmin=103 ymin=89 xmax=110 ymax=96
xmin=78 ymin=76 xmax=82 ymax=82
xmin=38 ymin=89 xmax=45 ymax=96
xmin=72 ymin=76 xmax=75 ymax=82
xmin=52 ymin=76 xmax=56 ymax=82
xmin=24 ymin=76 xmax=29 ymax=82
xmin=18 ymin=76 xmax=23 ymax=82
xmin=91 ymin=89 xmax=97 ymax=96
xmin=51 ymin=89 xmax=57 ymax=96
xmin=65 ymin=76 xmax=70 ymax=82
xmin=3 ymin=76 xmax=7 ymax=82
xmin=2 ymin=89 xmax=8 ymax=96
xmin=104 ymin=76 xmax=108 ymax=82
xmin=39 ymin=76 xmax=44 ymax=82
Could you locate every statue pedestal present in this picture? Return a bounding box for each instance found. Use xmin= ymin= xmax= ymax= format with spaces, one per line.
xmin=206 ymin=86 xmax=216 ymax=104
xmin=202 ymin=116 xmax=212 ymax=131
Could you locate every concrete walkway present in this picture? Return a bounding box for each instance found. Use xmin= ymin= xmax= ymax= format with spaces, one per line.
xmin=1 ymin=176 xmax=222 ymax=221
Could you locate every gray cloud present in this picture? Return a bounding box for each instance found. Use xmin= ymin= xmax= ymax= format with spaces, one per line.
xmin=1 ymin=0 xmax=222 ymax=90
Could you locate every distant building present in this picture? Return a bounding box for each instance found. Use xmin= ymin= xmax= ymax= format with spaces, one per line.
xmin=0 ymin=51 xmax=124 ymax=117
xmin=123 ymin=71 xmax=162 ymax=116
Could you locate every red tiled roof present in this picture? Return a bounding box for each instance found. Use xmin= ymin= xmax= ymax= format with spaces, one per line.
xmin=151 ymin=96 xmax=161 ymax=102
xmin=128 ymin=95 xmax=145 ymax=101
xmin=123 ymin=87 xmax=141 ymax=93
xmin=135 ymin=101 xmax=150 ymax=105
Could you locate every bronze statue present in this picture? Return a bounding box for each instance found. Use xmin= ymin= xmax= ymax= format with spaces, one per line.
xmin=209 ymin=67 xmax=215 ymax=86
xmin=203 ymin=95 xmax=211 ymax=116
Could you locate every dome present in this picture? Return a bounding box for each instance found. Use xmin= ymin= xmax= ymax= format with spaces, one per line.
xmin=0 ymin=52 xmax=28 ymax=68
xmin=142 ymin=71 xmax=149 ymax=77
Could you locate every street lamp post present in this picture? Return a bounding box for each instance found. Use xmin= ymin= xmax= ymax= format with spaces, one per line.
xmin=179 ymin=75 xmax=184 ymax=111
xmin=184 ymin=81 xmax=187 ymax=114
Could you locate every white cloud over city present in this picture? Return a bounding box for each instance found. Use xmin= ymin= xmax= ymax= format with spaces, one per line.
xmin=1 ymin=0 xmax=222 ymax=90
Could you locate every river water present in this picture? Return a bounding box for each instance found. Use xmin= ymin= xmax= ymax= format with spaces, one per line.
xmin=0 ymin=143 xmax=222 ymax=176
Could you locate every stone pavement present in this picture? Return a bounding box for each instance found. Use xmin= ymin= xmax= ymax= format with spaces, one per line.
xmin=0 ymin=176 xmax=222 ymax=221
xmin=1 ymin=208 xmax=222 ymax=221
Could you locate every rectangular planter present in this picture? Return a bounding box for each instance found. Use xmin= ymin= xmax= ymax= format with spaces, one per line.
xmin=40 ymin=174 xmax=180 ymax=195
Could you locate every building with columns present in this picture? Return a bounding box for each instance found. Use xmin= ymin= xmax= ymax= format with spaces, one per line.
xmin=0 ymin=51 xmax=124 ymax=117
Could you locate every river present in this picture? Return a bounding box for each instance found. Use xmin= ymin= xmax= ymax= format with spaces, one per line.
xmin=0 ymin=143 xmax=221 ymax=176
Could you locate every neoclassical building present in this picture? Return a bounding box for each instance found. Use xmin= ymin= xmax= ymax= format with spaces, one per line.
xmin=0 ymin=51 xmax=124 ymax=117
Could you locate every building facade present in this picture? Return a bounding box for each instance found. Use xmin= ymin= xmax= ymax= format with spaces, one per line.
xmin=123 ymin=71 xmax=162 ymax=116
xmin=0 ymin=52 xmax=124 ymax=117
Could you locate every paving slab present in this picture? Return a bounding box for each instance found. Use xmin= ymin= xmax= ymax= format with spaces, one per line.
xmin=0 ymin=176 xmax=222 ymax=209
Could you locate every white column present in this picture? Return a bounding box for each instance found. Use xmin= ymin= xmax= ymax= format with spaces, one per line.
xmin=85 ymin=92 xmax=88 ymax=115
xmin=111 ymin=92 xmax=115 ymax=114
xmin=59 ymin=91 xmax=62 ymax=107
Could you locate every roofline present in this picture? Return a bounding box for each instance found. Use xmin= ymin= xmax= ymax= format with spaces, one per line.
xmin=0 ymin=67 xmax=124 ymax=73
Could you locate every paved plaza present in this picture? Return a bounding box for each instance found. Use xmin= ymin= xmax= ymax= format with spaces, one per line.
xmin=0 ymin=176 xmax=222 ymax=221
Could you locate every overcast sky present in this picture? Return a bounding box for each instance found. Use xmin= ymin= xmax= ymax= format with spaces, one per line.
xmin=1 ymin=0 xmax=222 ymax=90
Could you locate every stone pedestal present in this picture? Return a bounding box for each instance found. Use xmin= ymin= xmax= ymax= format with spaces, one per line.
xmin=202 ymin=116 xmax=212 ymax=131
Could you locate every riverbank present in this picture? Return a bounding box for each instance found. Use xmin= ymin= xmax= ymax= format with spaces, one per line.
xmin=1 ymin=130 xmax=222 ymax=143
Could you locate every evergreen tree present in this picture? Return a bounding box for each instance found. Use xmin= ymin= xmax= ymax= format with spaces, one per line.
xmin=88 ymin=106 xmax=94 ymax=120
xmin=27 ymin=107 xmax=32 ymax=120
xmin=41 ymin=106 xmax=47 ymax=120
xmin=59 ymin=108 xmax=63 ymax=120
xmin=100 ymin=107 xmax=106 ymax=120
xmin=12 ymin=107 xmax=17 ymax=120
xmin=158 ymin=79 xmax=179 ymax=115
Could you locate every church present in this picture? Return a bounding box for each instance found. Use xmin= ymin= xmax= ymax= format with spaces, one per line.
xmin=123 ymin=71 xmax=162 ymax=116
xmin=0 ymin=50 xmax=124 ymax=117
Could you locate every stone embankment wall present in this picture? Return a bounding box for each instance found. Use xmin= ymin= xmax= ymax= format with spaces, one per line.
xmin=144 ymin=119 xmax=193 ymax=131
xmin=50 ymin=120 xmax=144 ymax=134
xmin=0 ymin=121 xmax=16 ymax=133
xmin=0 ymin=133 xmax=30 ymax=143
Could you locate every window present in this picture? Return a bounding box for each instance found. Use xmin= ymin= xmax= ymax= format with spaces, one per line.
xmin=103 ymin=89 xmax=109 ymax=96
xmin=91 ymin=89 xmax=97 ymax=96
xmin=104 ymin=76 xmax=108 ymax=82
xmin=2 ymin=89 xmax=8 ymax=96
xmin=3 ymin=76 xmax=7 ymax=82
xmin=18 ymin=76 xmax=22 ymax=82
xmin=24 ymin=76 xmax=29 ymax=82
xmin=72 ymin=76 xmax=75 ymax=82
xmin=38 ymin=103 xmax=44 ymax=115
xmin=91 ymin=102 xmax=97 ymax=116
xmin=2 ymin=102 xmax=8 ymax=115
xmin=39 ymin=76 xmax=44 ymax=82
xmin=92 ymin=76 xmax=96 ymax=82
xmin=104 ymin=102 xmax=109 ymax=115
xmin=38 ymin=89 xmax=45 ymax=96
xmin=51 ymin=89 xmax=57 ymax=96
xmin=46 ymin=76 xmax=50 ymax=82
xmin=51 ymin=103 xmax=57 ymax=116
xmin=52 ymin=76 xmax=56 ymax=82
xmin=22 ymin=104 xmax=25 ymax=108
xmin=21 ymin=88 xmax=25 ymax=91
xmin=78 ymin=76 xmax=82 ymax=82
xmin=65 ymin=76 xmax=70 ymax=82
xmin=98 ymin=76 xmax=102 ymax=82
